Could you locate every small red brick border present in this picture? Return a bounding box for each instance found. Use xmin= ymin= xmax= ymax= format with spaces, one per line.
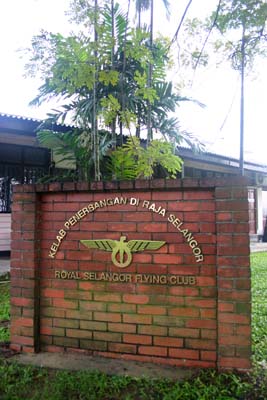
xmin=10 ymin=177 xmax=251 ymax=371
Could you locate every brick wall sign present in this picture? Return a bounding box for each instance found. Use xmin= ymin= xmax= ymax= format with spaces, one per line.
xmin=10 ymin=178 xmax=252 ymax=371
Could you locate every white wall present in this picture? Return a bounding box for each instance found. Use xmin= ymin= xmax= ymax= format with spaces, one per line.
xmin=0 ymin=213 xmax=11 ymax=251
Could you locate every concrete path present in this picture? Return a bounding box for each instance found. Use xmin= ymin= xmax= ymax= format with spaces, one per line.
xmin=12 ymin=352 xmax=195 ymax=380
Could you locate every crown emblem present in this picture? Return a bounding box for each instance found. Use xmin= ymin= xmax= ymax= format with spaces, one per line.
xmin=80 ymin=236 xmax=165 ymax=268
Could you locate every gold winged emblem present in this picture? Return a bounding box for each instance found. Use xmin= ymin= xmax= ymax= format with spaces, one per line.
xmin=80 ymin=236 xmax=165 ymax=268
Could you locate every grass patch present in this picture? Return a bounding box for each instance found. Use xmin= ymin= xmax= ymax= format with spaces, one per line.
xmin=0 ymin=282 xmax=10 ymax=342
xmin=251 ymin=252 xmax=267 ymax=363
xmin=0 ymin=362 xmax=254 ymax=400
xmin=0 ymin=253 xmax=266 ymax=399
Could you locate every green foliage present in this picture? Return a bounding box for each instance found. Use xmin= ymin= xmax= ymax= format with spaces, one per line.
xmin=211 ymin=0 xmax=267 ymax=71
xmin=37 ymin=128 xmax=113 ymax=181
xmin=179 ymin=1 xmax=267 ymax=72
xmin=108 ymin=137 xmax=183 ymax=180
xmin=251 ymin=252 xmax=267 ymax=363
xmin=0 ymin=360 xmax=48 ymax=400
xmin=0 ymin=283 xmax=9 ymax=342
xmin=24 ymin=0 xmax=204 ymax=182
xmin=0 ymin=358 xmax=261 ymax=399
xmin=25 ymin=2 xmax=172 ymax=131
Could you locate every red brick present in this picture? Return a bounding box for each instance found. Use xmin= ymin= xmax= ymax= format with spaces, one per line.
xmin=124 ymin=334 xmax=152 ymax=345
xmin=169 ymin=348 xmax=199 ymax=360
xmin=109 ymin=343 xmax=137 ymax=354
xmin=94 ymin=212 xmax=122 ymax=222
xmin=185 ymin=299 xmax=216 ymax=308
xmin=108 ymin=303 xmax=136 ymax=313
xmin=53 ymin=299 xmax=78 ymax=310
xmin=169 ymin=307 xmax=199 ymax=318
xmin=22 ymin=346 xmax=35 ymax=353
xmin=196 ymin=277 xmax=216 ymax=287
xmin=218 ymin=289 xmax=250 ymax=302
xmin=67 ymin=329 xmax=93 ymax=339
xmin=106 ymin=282 xmax=136 ymax=294
xmin=218 ymin=302 xmax=234 ymax=312
xmin=186 ymin=319 xmax=217 ymax=329
xmin=139 ymin=346 xmax=167 ymax=357
xmin=123 ymin=314 xmax=152 ymax=325
xmin=201 ymin=351 xmax=217 ymax=361
xmin=40 ymin=326 xmax=64 ymax=336
xmin=236 ymin=325 xmax=251 ymax=336
xmin=201 ymin=329 xmax=217 ymax=339
xmin=154 ymin=337 xmax=183 ymax=347
xmin=219 ymin=335 xmax=250 ymax=346
xmin=11 ymin=335 xmax=34 ymax=346
xmin=13 ymin=193 xmax=36 ymax=202
xmin=108 ymin=323 xmax=136 ymax=334
xmin=218 ymin=357 xmax=251 ymax=370
xmin=201 ymin=309 xmax=216 ymax=319
xmin=183 ymin=191 xmax=214 ymax=200
xmin=94 ymin=331 xmax=121 ymax=342
xmin=94 ymin=293 xmax=121 ymax=302
xmin=79 ymin=282 xmax=106 ymax=291
xmin=80 ymin=302 xmax=106 ymax=312
xmin=218 ymin=313 xmax=250 ymax=324
xmin=236 ymin=279 xmax=250 ymax=290
xmin=153 ymin=254 xmax=183 ymax=264
xmin=123 ymin=294 xmax=149 ymax=304
xmin=53 ymin=337 xmax=79 ymax=348
xmin=11 ymin=297 xmax=34 ymax=307
xmin=107 ymin=222 xmax=137 ymax=232
xmin=12 ymin=317 xmax=33 ymax=327
xmin=138 ymin=222 xmax=167 ymax=233
xmin=138 ymin=305 xmax=166 ymax=315
xmin=186 ymin=339 xmax=216 ymax=350
xmin=152 ymin=192 xmax=182 ymax=201
xmin=138 ymin=325 xmax=167 ymax=336
xmin=41 ymin=289 xmax=65 ymax=298
xmin=169 ymin=327 xmax=199 ymax=338
xmin=150 ymin=179 xmax=167 ymax=189
xmin=41 ymin=345 xmax=64 ymax=353
xmin=95 ymin=312 xmax=122 ymax=323
xmin=137 ymin=285 xmax=167 ymax=295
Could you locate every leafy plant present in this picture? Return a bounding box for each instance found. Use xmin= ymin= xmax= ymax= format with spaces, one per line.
xmin=251 ymin=252 xmax=267 ymax=363
xmin=0 ymin=282 xmax=10 ymax=342
xmin=25 ymin=0 xmax=203 ymax=181
xmin=37 ymin=127 xmax=113 ymax=181
xmin=108 ymin=137 xmax=183 ymax=180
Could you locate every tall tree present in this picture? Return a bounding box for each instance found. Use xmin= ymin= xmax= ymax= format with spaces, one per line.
xmin=182 ymin=0 xmax=267 ymax=174
xmin=211 ymin=0 xmax=267 ymax=175
xmin=215 ymin=0 xmax=267 ymax=175
xmin=133 ymin=0 xmax=170 ymax=144
xmin=25 ymin=0 xmax=202 ymax=181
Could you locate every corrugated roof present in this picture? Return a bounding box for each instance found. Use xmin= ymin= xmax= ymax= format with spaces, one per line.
xmin=0 ymin=112 xmax=42 ymax=123
xmin=0 ymin=112 xmax=73 ymax=135
xmin=0 ymin=112 xmax=266 ymax=172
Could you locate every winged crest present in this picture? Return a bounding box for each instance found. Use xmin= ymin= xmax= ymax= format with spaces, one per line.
xmin=80 ymin=236 xmax=165 ymax=268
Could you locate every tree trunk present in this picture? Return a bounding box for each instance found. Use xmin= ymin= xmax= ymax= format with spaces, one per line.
xmin=111 ymin=0 xmax=116 ymax=150
xmin=147 ymin=0 xmax=153 ymax=145
xmin=93 ymin=0 xmax=100 ymax=181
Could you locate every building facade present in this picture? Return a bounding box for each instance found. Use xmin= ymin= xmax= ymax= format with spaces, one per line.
xmin=1 ymin=113 xmax=267 ymax=252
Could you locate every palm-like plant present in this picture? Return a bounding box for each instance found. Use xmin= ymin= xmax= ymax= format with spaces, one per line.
xmin=133 ymin=0 xmax=170 ymax=143
xmin=37 ymin=127 xmax=113 ymax=181
xmin=26 ymin=1 xmax=203 ymax=182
